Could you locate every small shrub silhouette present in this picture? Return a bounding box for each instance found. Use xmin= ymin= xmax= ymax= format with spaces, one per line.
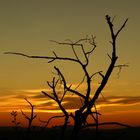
xmin=11 ymin=111 xmax=20 ymax=129
xmin=10 ymin=110 xmax=21 ymax=139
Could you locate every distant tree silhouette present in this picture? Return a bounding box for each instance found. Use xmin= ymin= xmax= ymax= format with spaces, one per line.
xmin=5 ymin=15 xmax=130 ymax=140
xmin=21 ymin=98 xmax=37 ymax=140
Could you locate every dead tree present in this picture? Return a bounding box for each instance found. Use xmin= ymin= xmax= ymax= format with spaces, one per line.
xmin=5 ymin=15 xmax=130 ymax=139
xmin=42 ymin=77 xmax=69 ymax=140
xmin=21 ymin=98 xmax=37 ymax=140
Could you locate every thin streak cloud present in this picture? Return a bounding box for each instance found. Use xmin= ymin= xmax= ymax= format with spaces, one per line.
xmin=1 ymin=87 xmax=140 ymax=113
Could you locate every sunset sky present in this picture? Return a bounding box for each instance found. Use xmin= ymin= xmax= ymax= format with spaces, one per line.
xmin=0 ymin=0 xmax=140 ymax=127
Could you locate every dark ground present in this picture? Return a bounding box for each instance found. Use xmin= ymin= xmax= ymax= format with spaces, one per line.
xmin=0 ymin=126 xmax=140 ymax=140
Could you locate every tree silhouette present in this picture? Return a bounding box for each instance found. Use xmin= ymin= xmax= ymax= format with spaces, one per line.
xmin=21 ymin=98 xmax=37 ymax=140
xmin=5 ymin=15 xmax=130 ymax=140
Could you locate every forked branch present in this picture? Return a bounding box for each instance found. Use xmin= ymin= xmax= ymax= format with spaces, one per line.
xmin=21 ymin=98 xmax=37 ymax=140
xmin=90 ymin=15 xmax=128 ymax=105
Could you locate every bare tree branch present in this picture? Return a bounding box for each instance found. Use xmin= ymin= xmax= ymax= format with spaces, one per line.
xmin=42 ymin=91 xmax=56 ymax=101
xmin=75 ymin=75 xmax=86 ymax=90
xmin=115 ymin=63 xmax=129 ymax=78
xmin=21 ymin=98 xmax=37 ymax=140
xmin=39 ymin=115 xmax=66 ymax=128
xmin=21 ymin=98 xmax=37 ymax=122
xmin=54 ymin=66 xmax=86 ymax=99
xmin=115 ymin=18 xmax=129 ymax=37
xmin=82 ymin=121 xmax=132 ymax=129
xmin=4 ymin=52 xmax=79 ymax=64
xmin=90 ymin=15 xmax=128 ymax=105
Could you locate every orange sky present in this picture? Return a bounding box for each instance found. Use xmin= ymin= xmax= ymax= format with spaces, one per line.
xmin=0 ymin=0 xmax=140 ymax=128
xmin=0 ymin=90 xmax=140 ymax=127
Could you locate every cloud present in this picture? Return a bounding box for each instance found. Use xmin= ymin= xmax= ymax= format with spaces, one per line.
xmin=1 ymin=87 xmax=140 ymax=114
xmin=32 ymin=94 xmax=46 ymax=99
xmin=96 ymin=96 xmax=140 ymax=106
xmin=19 ymin=88 xmax=51 ymax=93
xmin=35 ymin=95 xmax=140 ymax=113
xmin=0 ymin=88 xmax=19 ymax=96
